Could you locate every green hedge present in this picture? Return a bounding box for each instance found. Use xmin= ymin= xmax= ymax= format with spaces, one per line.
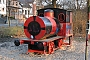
xmin=0 ymin=26 xmax=25 ymax=38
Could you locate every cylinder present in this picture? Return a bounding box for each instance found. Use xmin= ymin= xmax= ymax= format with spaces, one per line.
xmin=44 ymin=9 xmax=54 ymax=18
xmin=24 ymin=16 xmax=57 ymax=40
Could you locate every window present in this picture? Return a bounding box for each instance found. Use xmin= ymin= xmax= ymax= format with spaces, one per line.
xmin=0 ymin=0 xmax=1 ymax=3
xmin=8 ymin=0 xmax=10 ymax=5
xmin=28 ymin=10 xmax=30 ymax=15
xmin=3 ymin=0 xmax=4 ymax=4
xmin=2 ymin=8 xmax=4 ymax=12
xmin=13 ymin=1 xmax=14 ymax=5
xmin=22 ymin=10 xmax=24 ymax=14
xmin=19 ymin=11 xmax=22 ymax=14
xmin=16 ymin=1 xmax=18 ymax=6
xmin=25 ymin=10 xmax=27 ymax=15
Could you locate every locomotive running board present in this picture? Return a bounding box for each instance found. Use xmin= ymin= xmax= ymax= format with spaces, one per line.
xmin=14 ymin=35 xmax=73 ymax=54
xmin=20 ymin=36 xmax=64 ymax=42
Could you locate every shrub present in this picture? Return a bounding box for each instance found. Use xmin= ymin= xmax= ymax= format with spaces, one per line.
xmin=0 ymin=26 xmax=25 ymax=38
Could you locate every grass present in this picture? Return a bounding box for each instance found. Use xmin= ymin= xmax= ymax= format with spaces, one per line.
xmin=0 ymin=26 xmax=89 ymax=42
xmin=0 ymin=26 xmax=25 ymax=38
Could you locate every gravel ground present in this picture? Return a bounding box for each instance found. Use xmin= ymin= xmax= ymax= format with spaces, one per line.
xmin=0 ymin=37 xmax=90 ymax=60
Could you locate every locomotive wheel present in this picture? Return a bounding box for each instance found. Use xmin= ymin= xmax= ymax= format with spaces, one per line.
xmin=58 ymin=39 xmax=63 ymax=48
xmin=49 ymin=42 xmax=54 ymax=54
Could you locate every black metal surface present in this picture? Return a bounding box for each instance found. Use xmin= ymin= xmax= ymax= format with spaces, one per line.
xmin=14 ymin=40 xmax=20 ymax=46
xmin=66 ymin=11 xmax=70 ymax=23
xmin=28 ymin=42 xmax=44 ymax=51
xmin=28 ymin=21 xmax=41 ymax=36
xmin=37 ymin=8 xmax=70 ymax=23
xmin=33 ymin=16 xmax=36 ymax=21
xmin=40 ymin=17 xmax=52 ymax=34
xmin=24 ymin=26 xmax=28 ymax=29
xmin=54 ymin=40 xmax=58 ymax=48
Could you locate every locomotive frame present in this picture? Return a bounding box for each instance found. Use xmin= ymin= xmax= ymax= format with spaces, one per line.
xmin=14 ymin=8 xmax=73 ymax=54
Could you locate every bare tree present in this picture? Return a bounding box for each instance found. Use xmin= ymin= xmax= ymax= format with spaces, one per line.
xmin=42 ymin=0 xmax=87 ymax=9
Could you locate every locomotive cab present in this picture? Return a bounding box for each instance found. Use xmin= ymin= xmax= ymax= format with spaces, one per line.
xmin=38 ymin=8 xmax=73 ymax=37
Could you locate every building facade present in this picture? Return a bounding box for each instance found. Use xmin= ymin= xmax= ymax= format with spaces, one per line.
xmin=7 ymin=0 xmax=21 ymax=19
xmin=0 ymin=0 xmax=6 ymax=17
xmin=6 ymin=0 xmax=32 ymax=22
xmin=21 ymin=3 xmax=32 ymax=18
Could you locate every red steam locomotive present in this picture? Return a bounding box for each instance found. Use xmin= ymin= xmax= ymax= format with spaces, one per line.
xmin=14 ymin=8 xmax=73 ymax=54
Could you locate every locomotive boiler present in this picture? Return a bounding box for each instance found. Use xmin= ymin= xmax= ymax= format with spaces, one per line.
xmin=24 ymin=9 xmax=60 ymax=40
xmin=14 ymin=8 xmax=73 ymax=54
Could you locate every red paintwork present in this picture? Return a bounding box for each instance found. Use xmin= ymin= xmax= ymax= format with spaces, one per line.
xmin=44 ymin=11 xmax=54 ymax=18
xmin=24 ymin=17 xmax=33 ymax=39
xmin=45 ymin=16 xmax=57 ymax=34
xmin=58 ymin=23 xmax=66 ymax=36
xmin=19 ymin=35 xmax=72 ymax=54
xmin=28 ymin=49 xmax=44 ymax=54
xmin=24 ymin=16 xmax=45 ymax=39
xmin=58 ymin=13 xmax=65 ymax=23
xmin=88 ymin=34 xmax=90 ymax=39
xmin=48 ymin=42 xmax=54 ymax=54
xmin=58 ymin=39 xmax=63 ymax=48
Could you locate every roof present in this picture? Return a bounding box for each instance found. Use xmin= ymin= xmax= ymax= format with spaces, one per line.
xmin=37 ymin=8 xmax=67 ymax=11
xmin=20 ymin=3 xmax=32 ymax=8
xmin=17 ymin=0 xmax=34 ymax=3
